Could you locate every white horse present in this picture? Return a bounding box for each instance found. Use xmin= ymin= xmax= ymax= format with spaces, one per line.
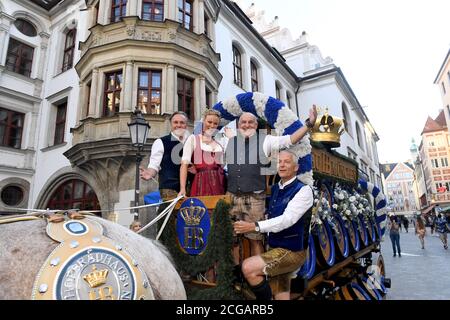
xmin=0 ymin=215 xmax=186 ymax=300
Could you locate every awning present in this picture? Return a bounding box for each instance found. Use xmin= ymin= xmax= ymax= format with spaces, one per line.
xmin=438 ymin=205 xmax=450 ymax=213
xmin=421 ymin=205 xmax=435 ymax=215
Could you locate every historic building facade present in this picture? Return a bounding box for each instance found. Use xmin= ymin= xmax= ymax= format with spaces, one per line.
xmin=435 ymin=48 xmax=450 ymax=135
xmin=0 ymin=0 xmax=382 ymax=228
xmin=380 ymin=162 xmax=417 ymax=217
xmin=415 ymin=110 xmax=450 ymax=213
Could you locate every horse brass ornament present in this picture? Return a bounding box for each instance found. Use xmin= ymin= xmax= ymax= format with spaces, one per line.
xmin=31 ymin=216 xmax=153 ymax=300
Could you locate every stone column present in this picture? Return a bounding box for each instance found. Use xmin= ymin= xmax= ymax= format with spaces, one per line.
xmin=169 ymin=0 xmax=177 ymax=22
xmin=76 ymin=81 xmax=84 ymax=124
xmin=199 ymin=76 xmax=206 ymax=110
xmin=127 ymin=0 xmax=138 ymax=16
xmin=122 ymin=61 xmax=134 ymax=112
xmin=36 ymin=32 xmax=50 ymax=80
xmin=165 ymin=64 xmax=175 ymax=114
xmin=98 ymin=0 xmax=109 ymax=25
xmin=197 ymin=0 xmax=205 ymax=34
xmin=88 ymin=68 xmax=99 ymax=117
xmin=194 ymin=77 xmax=203 ymax=119
xmin=0 ymin=13 xmax=14 ymax=66
xmin=0 ymin=25 xmax=9 ymax=66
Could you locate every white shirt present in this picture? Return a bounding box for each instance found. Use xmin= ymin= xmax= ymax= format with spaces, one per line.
xmin=258 ymin=176 xmax=314 ymax=233
xmin=181 ymin=134 xmax=225 ymax=164
xmin=147 ymin=131 xmax=190 ymax=172
xmin=221 ymin=133 xmax=293 ymax=193
xmin=221 ymin=133 xmax=292 ymax=158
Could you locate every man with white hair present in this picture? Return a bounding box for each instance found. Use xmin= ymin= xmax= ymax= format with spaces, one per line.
xmin=233 ymin=150 xmax=314 ymax=300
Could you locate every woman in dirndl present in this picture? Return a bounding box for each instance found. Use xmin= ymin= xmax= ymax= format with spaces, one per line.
xmin=179 ymin=109 xmax=225 ymax=197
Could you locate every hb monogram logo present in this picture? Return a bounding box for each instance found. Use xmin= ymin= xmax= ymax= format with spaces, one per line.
xmin=83 ymin=265 xmax=115 ymax=300
xmin=176 ymin=198 xmax=211 ymax=255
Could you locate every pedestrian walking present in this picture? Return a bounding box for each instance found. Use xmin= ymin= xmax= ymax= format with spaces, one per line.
xmin=429 ymin=214 xmax=435 ymax=235
xmin=435 ymin=214 xmax=449 ymax=250
xmin=402 ymin=216 xmax=409 ymax=233
xmin=388 ymin=214 xmax=401 ymax=257
xmin=415 ymin=215 xmax=426 ymax=249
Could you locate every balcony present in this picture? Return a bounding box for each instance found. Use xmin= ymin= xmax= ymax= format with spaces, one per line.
xmin=431 ymin=192 xmax=450 ymax=204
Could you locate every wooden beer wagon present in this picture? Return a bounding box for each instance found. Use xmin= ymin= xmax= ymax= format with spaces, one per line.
xmin=159 ymin=142 xmax=389 ymax=300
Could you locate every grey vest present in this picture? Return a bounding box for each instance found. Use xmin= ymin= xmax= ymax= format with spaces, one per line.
xmin=226 ymin=133 xmax=270 ymax=193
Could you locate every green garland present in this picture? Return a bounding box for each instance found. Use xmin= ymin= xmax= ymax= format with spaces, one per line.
xmin=159 ymin=200 xmax=241 ymax=300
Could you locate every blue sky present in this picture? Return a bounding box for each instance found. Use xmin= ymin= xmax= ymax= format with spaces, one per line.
xmin=238 ymin=0 xmax=450 ymax=163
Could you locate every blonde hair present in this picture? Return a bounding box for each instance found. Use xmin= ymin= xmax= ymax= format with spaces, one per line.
xmin=130 ymin=220 xmax=142 ymax=231
xmin=202 ymin=109 xmax=221 ymax=120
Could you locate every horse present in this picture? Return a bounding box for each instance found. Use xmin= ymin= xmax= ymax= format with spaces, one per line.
xmin=0 ymin=214 xmax=186 ymax=300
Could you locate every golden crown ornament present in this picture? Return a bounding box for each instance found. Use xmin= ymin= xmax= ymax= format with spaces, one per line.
xmin=310 ymin=107 xmax=345 ymax=148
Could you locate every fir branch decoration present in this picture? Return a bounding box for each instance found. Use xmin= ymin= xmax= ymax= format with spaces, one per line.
xmin=158 ymin=200 xmax=240 ymax=300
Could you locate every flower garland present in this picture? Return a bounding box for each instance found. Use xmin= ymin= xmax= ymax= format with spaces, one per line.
xmin=213 ymin=92 xmax=313 ymax=186
xmin=312 ymin=188 xmax=339 ymax=234
xmin=333 ymin=184 xmax=357 ymax=223
xmin=332 ymin=181 xmax=387 ymax=239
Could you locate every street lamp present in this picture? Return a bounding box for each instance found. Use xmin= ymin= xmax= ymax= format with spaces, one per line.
xmin=128 ymin=107 xmax=150 ymax=221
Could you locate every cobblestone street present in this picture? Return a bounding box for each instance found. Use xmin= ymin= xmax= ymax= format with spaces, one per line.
xmin=381 ymin=227 xmax=450 ymax=300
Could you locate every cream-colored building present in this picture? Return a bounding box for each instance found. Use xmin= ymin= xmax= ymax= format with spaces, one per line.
xmin=434 ymin=48 xmax=450 ymax=134
xmin=417 ymin=110 xmax=450 ymax=212
xmin=380 ymin=162 xmax=417 ymax=217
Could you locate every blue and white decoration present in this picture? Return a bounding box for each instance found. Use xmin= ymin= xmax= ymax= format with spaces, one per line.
xmin=358 ymin=179 xmax=387 ymax=236
xmin=176 ymin=198 xmax=211 ymax=256
xmin=213 ymin=92 xmax=313 ymax=186
xmin=63 ymin=221 xmax=88 ymax=236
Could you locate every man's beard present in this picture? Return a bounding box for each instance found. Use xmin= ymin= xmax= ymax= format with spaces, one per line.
xmin=173 ymin=128 xmax=186 ymax=137
xmin=239 ymin=128 xmax=256 ymax=138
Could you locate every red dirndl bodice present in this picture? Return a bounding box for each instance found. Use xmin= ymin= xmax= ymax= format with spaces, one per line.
xmin=189 ymin=135 xmax=225 ymax=197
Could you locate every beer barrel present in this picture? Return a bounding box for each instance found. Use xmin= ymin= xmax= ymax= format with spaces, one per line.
xmin=358 ymin=277 xmax=382 ymax=300
xmin=313 ymin=218 xmax=336 ymax=268
xmin=335 ymin=283 xmax=371 ymax=300
xmin=357 ymin=215 xmax=370 ymax=247
xmin=331 ymin=213 xmax=350 ymax=260
xmin=346 ymin=219 xmax=360 ymax=253
xmin=298 ymin=234 xmax=316 ymax=279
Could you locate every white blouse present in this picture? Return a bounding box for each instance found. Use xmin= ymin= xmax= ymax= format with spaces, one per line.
xmin=181 ymin=134 xmax=224 ymax=164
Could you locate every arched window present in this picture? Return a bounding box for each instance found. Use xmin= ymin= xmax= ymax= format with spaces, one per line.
xmin=14 ymin=19 xmax=37 ymax=37
xmin=232 ymin=45 xmax=243 ymax=88
xmin=341 ymin=102 xmax=352 ymax=136
xmin=250 ymin=60 xmax=258 ymax=92
xmin=355 ymin=121 xmax=364 ymax=151
xmin=62 ymin=28 xmax=76 ymax=72
xmin=47 ymin=179 xmax=100 ymax=210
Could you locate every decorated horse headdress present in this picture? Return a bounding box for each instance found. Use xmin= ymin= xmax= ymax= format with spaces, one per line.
xmin=213 ymin=92 xmax=313 ymax=186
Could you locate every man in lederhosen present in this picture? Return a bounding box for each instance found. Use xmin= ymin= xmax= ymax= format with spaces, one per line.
xmin=225 ymin=107 xmax=316 ymax=276
xmin=233 ymin=150 xmax=314 ymax=300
